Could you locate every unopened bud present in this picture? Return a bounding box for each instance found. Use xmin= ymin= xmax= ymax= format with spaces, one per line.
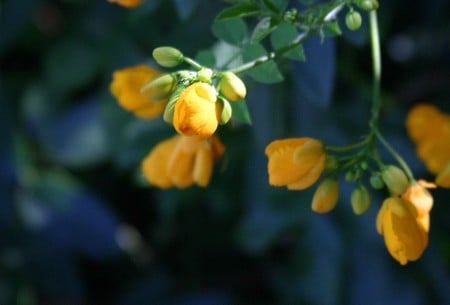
xmin=351 ymin=185 xmax=371 ymax=215
xmin=141 ymin=74 xmax=175 ymax=99
xmin=381 ymin=165 xmax=409 ymax=195
xmin=219 ymin=98 xmax=232 ymax=125
xmin=311 ymin=177 xmax=339 ymax=213
xmin=219 ymin=71 xmax=247 ymax=102
xmin=345 ymin=169 xmax=360 ymax=182
xmin=357 ymin=0 xmax=379 ymax=11
xmin=152 ymin=47 xmax=184 ymax=68
xmin=345 ymin=10 xmax=362 ymax=31
xmin=370 ymin=173 xmax=384 ymax=189
xmin=325 ymin=155 xmax=339 ymax=171
xmin=197 ymin=68 xmax=213 ymax=83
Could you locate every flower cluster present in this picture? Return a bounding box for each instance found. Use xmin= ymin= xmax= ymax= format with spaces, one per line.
xmin=406 ymin=103 xmax=450 ymax=188
xmin=109 ymin=47 xmax=247 ymax=188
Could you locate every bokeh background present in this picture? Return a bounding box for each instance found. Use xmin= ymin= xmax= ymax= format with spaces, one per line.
xmin=1 ymin=0 xmax=449 ymax=304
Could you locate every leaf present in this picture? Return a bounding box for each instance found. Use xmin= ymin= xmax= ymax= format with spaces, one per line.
xmin=262 ymin=0 xmax=289 ymax=13
xmin=216 ymin=3 xmax=260 ymax=20
xmin=172 ymin=0 xmax=200 ymax=20
xmin=322 ymin=20 xmax=342 ymax=37
xmin=195 ymin=50 xmax=216 ymax=67
xmin=230 ymin=99 xmax=252 ymax=124
xmin=270 ymin=21 xmax=305 ymax=61
xmin=212 ymin=18 xmax=248 ymax=45
xmin=242 ymin=43 xmax=284 ymax=83
xmin=251 ymin=17 xmax=277 ymax=43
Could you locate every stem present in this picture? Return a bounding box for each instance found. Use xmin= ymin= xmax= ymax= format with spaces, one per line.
xmin=183 ymin=57 xmax=203 ymax=70
xmin=369 ymin=10 xmax=381 ymax=130
xmin=326 ymin=137 xmax=369 ymax=152
xmin=375 ymin=129 xmax=415 ymax=181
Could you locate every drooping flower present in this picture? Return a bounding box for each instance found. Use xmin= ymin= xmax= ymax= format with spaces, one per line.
xmin=406 ymin=103 xmax=450 ymax=188
xmin=311 ymin=177 xmax=339 ymax=213
xmin=265 ymin=138 xmax=326 ymax=190
xmin=376 ymin=197 xmax=428 ymax=265
xmin=141 ymin=135 xmax=225 ymax=189
xmin=110 ymin=65 xmax=167 ymax=118
xmin=173 ymin=82 xmax=221 ymax=138
xmin=108 ymin=0 xmax=143 ymax=8
xmin=401 ymin=180 xmax=435 ymax=217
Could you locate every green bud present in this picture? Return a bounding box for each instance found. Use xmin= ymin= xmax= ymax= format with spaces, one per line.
xmin=357 ymin=0 xmax=379 ymax=11
xmin=345 ymin=169 xmax=360 ymax=182
xmin=152 ymin=47 xmax=184 ymax=68
xmin=141 ymin=74 xmax=175 ymax=99
xmin=325 ymin=155 xmax=339 ymax=171
xmin=351 ymin=185 xmax=371 ymax=215
xmin=219 ymin=71 xmax=247 ymax=102
xmin=369 ymin=173 xmax=384 ymax=189
xmin=381 ymin=165 xmax=409 ymax=195
xmin=219 ymin=97 xmax=232 ymax=125
xmin=345 ymin=10 xmax=362 ymax=31
xmin=197 ymin=68 xmax=213 ymax=83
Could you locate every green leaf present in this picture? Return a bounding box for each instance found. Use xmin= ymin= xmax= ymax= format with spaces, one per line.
xmin=195 ymin=50 xmax=216 ymax=67
xmin=322 ymin=20 xmax=342 ymax=37
xmin=230 ymin=99 xmax=252 ymax=124
xmin=270 ymin=22 xmax=305 ymax=61
xmin=251 ymin=17 xmax=277 ymax=43
xmin=212 ymin=18 xmax=248 ymax=45
xmin=216 ymin=3 xmax=260 ymax=20
xmin=262 ymin=0 xmax=289 ymax=13
xmin=163 ymin=85 xmax=185 ymax=123
xmin=242 ymin=43 xmax=284 ymax=83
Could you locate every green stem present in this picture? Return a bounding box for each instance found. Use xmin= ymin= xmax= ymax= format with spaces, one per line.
xmin=369 ymin=10 xmax=381 ymax=130
xmin=183 ymin=57 xmax=203 ymax=70
xmin=326 ymin=137 xmax=369 ymax=152
xmin=375 ymin=129 xmax=415 ymax=181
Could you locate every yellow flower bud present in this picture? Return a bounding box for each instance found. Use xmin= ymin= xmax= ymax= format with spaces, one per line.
xmin=219 ymin=71 xmax=247 ymax=102
xmin=141 ymin=74 xmax=175 ymax=100
xmin=265 ymin=138 xmax=326 ymax=190
xmin=381 ymin=165 xmax=409 ymax=195
xmin=110 ymin=65 xmax=166 ymax=118
xmin=197 ymin=68 xmax=213 ymax=83
xmin=152 ymin=47 xmax=184 ymax=68
xmin=436 ymin=161 xmax=450 ymax=188
xmin=350 ymin=185 xmax=371 ymax=215
xmin=376 ymin=197 xmax=428 ymax=265
xmin=311 ymin=177 xmax=339 ymax=213
xmin=108 ymin=0 xmax=142 ymax=8
xmin=173 ymin=82 xmax=220 ymax=138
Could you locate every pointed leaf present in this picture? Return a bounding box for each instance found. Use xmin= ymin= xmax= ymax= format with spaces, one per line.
xmin=270 ymin=21 xmax=305 ymax=61
xmin=251 ymin=17 xmax=277 ymax=43
xmin=242 ymin=43 xmax=284 ymax=83
xmin=212 ymin=18 xmax=248 ymax=45
xmin=216 ymin=3 xmax=260 ymax=20
xmin=230 ymin=99 xmax=252 ymax=124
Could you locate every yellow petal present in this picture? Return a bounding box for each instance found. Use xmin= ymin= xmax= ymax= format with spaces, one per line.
xmin=167 ymin=138 xmax=195 ymax=188
xmin=311 ymin=178 xmax=339 ymax=213
xmin=193 ymin=145 xmax=214 ymax=187
xmin=436 ymin=161 xmax=450 ymax=188
xmin=287 ymin=154 xmax=325 ymax=190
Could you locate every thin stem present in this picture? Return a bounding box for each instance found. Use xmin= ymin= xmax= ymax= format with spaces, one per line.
xmin=183 ymin=57 xmax=203 ymax=70
xmin=369 ymin=10 xmax=381 ymax=130
xmin=375 ymin=129 xmax=415 ymax=181
xmin=326 ymin=137 xmax=369 ymax=152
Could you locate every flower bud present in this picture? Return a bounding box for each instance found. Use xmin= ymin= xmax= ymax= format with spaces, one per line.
xmin=219 ymin=71 xmax=247 ymax=102
xmin=382 ymin=165 xmax=409 ymax=195
xmin=311 ymin=177 xmax=339 ymax=213
xmin=197 ymin=68 xmax=213 ymax=83
xmin=325 ymin=155 xmax=339 ymax=172
xmin=219 ymin=98 xmax=232 ymax=125
xmin=357 ymin=0 xmax=379 ymax=11
xmin=345 ymin=10 xmax=362 ymax=31
xmin=152 ymin=47 xmax=184 ymax=68
xmin=370 ymin=173 xmax=384 ymax=189
xmin=141 ymin=74 xmax=175 ymax=99
xmin=351 ymin=185 xmax=371 ymax=215
xmin=345 ymin=169 xmax=360 ymax=182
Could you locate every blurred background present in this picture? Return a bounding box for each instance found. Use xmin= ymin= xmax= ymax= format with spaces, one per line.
xmin=1 ymin=0 xmax=449 ymax=304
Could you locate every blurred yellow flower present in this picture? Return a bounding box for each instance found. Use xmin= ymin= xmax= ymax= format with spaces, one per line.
xmin=401 ymin=180 xmax=435 ymax=217
xmin=406 ymin=103 xmax=450 ymax=187
xmin=436 ymin=161 xmax=450 ymax=188
xmin=311 ymin=177 xmax=339 ymax=213
xmin=110 ymin=65 xmax=166 ymax=119
xmin=173 ymin=82 xmax=221 ymax=138
xmin=141 ymin=135 xmax=225 ymax=189
xmin=376 ymin=197 xmax=428 ymax=265
xmin=265 ymin=138 xmax=326 ymax=190
xmin=108 ymin=0 xmax=143 ymax=8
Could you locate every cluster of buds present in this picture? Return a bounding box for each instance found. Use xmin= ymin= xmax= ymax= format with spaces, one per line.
xmin=141 ymin=47 xmax=247 ymax=138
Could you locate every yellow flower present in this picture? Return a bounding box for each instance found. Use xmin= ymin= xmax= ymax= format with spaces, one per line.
xmin=173 ymin=82 xmax=221 ymax=138
xmin=110 ymin=65 xmax=166 ymax=119
xmin=265 ymin=138 xmax=326 ymax=190
xmin=108 ymin=0 xmax=142 ymax=8
xmin=376 ymin=197 xmax=428 ymax=265
xmin=406 ymin=103 xmax=450 ymax=184
xmin=401 ymin=180 xmax=435 ymax=217
xmin=311 ymin=177 xmax=339 ymax=213
xmin=436 ymin=161 xmax=450 ymax=188
xmin=141 ymin=135 xmax=224 ymax=189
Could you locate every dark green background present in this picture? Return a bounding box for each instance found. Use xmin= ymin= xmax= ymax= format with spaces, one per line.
xmin=1 ymin=0 xmax=449 ymax=304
